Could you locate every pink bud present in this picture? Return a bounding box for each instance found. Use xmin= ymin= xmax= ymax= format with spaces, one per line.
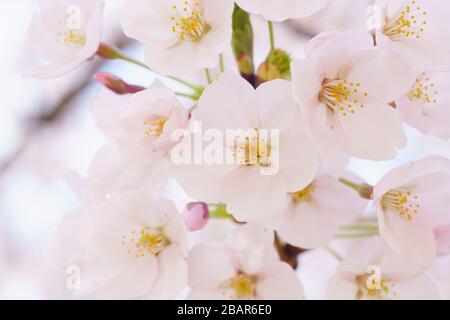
xmin=93 ymin=72 xmax=145 ymax=95
xmin=182 ymin=202 xmax=209 ymax=231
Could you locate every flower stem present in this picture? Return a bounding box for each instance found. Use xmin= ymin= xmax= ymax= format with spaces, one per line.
xmin=339 ymin=223 xmax=379 ymax=232
xmin=324 ymin=245 xmax=343 ymax=261
xmin=208 ymin=204 xmax=230 ymax=219
xmin=339 ymin=177 xmax=364 ymax=192
xmin=175 ymin=92 xmax=197 ymax=100
xmin=116 ymin=52 xmax=150 ymax=70
xmin=98 ymin=43 xmax=204 ymax=92
xmin=219 ymin=54 xmax=225 ymax=73
xmin=338 ymin=178 xmax=374 ymax=199
xmin=204 ymin=69 xmax=213 ymax=84
xmin=335 ymin=232 xmax=378 ymax=239
xmin=268 ymin=21 xmax=275 ymax=52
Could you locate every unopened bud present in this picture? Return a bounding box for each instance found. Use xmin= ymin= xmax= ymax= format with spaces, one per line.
xmin=256 ymin=49 xmax=291 ymax=85
xmin=182 ymin=202 xmax=209 ymax=231
xmin=93 ymin=72 xmax=145 ymax=95
xmin=359 ymin=184 xmax=374 ymax=200
xmin=232 ymin=5 xmax=254 ymax=79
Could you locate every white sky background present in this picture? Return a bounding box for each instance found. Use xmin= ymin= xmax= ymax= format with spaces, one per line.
xmin=0 ymin=0 xmax=449 ymax=299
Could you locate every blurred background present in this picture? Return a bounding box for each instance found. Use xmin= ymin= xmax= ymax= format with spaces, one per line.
xmin=1 ymin=0 xmax=449 ymax=299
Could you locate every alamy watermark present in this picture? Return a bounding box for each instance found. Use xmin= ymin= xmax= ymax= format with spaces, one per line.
xmin=170 ymin=121 xmax=280 ymax=175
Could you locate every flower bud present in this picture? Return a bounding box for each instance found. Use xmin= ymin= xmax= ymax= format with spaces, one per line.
xmin=256 ymin=49 xmax=291 ymax=85
xmin=182 ymin=202 xmax=209 ymax=231
xmin=93 ymin=72 xmax=145 ymax=95
xmin=232 ymin=5 xmax=254 ymax=79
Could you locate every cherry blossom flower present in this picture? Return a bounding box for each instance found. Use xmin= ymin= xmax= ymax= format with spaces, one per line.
xmin=51 ymin=192 xmax=188 ymax=299
xmin=397 ymin=72 xmax=450 ymax=139
xmin=269 ymin=168 xmax=368 ymax=249
xmin=291 ymin=31 xmax=416 ymax=165
xmin=92 ymin=85 xmax=190 ymax=165
xmin=235 ymin=0 xmax=327 ymax=22
xmin=328 ymin=238 xmax=440 ymax=300
xmin=187 ymin=225 xmax=304 ymax=299
xmin=375 ymin=0 xmax=450 ymax=72
xmin=174 ymin=72 xmax=320 ymax=222
xmin=21 ymin=0 xmax=103 ymax=78
xmin=120 ymin=0 xmax=234 ymax=76
xmin=373 ymin=155 xmax=450 ymax=269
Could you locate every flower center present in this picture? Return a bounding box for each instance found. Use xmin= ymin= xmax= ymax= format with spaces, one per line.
xmin=56 ymin=18 xmax=86 ymax=47
xmin=221 ymin=274 xmax=257 ymax=300
xmin=319 ymin=79 xmax=368 ymax=117
xmin=121 ymin=227 xmax=169 ymax=258
xmin=382 ymin=189 xmax=420 ymax=221
xmin=355 ymin=273 xmax=395 ymax=300
xmin=290 ymin=184 xmax=315 ymax=204
xmin=143 ymin=116 xmax=168 ymax=137
xmin=232 ymin=128 xmax=272 ymax=167
xmin=383 ymin=1 xmax=427 ymax=41
xmin=408 ymin=74 xmax=438 ymax=105
xmin=171 ymin=1 xmax=211 ymax=43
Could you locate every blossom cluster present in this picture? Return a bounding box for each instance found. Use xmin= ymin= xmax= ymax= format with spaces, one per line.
xmin=23 ymin=0 xmax=450 ymax=300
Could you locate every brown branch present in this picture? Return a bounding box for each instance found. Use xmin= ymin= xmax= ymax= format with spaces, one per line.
xmin=0 ymin=36 xmax=131 ymax=176
xmin=274 ymin=232 xmax=307 ymax=270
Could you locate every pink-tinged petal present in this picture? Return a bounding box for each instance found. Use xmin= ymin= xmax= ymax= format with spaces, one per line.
xmin=202 ymin=0 xmax=234 ymax=27
xmin=235 ymin=0 xmax=326 ymax=22
xmin=327 ymin=275 xmax=359 ymax=300
xmin=120 ymin=0 xmax=176 ymax=45
xmin=226 ymin=225 xmax=274 ymax=275
xmin=278 ymin=125 xmax=320 ymax=192
xmin=85 ymin=146 xmax=171 ymax=200
xmin=392 ymin=274 xmax=440 ymax=300
xmin=334 ymin=99 xmax=406 ymax=160
xmin=305 ymin=103 xmax=349 ymax=167
xmin=83 ymin=254 xmax=159 ymax=299
xmin=308 ymin=31 xmax=374 ymax=79
xmin=304 ymin=31 xmax=341 ymax=57
xmin=291 ymin=57 xmax=323 ymax=103
xmin=277 ymin=202 xmax=340 ymax=249
xmin=374 ymin=155 xmax=450 ymax=199
xmin=145 ymin=245 xmax=187 ymax=299
xmin=337 ymin=237 xmax=384 ymax=275
xmin=312 ymin=174 xmax=368 ymax=225
xmin=187 ymin=242 xmax=236 ymax=291
xmin=91 ymin=89 xmax=130 ymax=141
xmin=173 ymin=161 xmax=237 ymax=204
xmin=257 ymin=79 xmax=302 ymax=132
xmin=380 ymin=207 xmax=436 ymax=268
xmin=256 ymin=262 xmax=304 ymax=300
xmin=340 ymin=48 xmax=416 ymax=102
xmin=188 ymin=289 xmax=231 ymax=300
xmin=196 ymin=72 xmax=258 ymax=131
xmin=435 ymin=225 xmax=450 ymax=256
xmin=220 ymin=166 xmax=289 ymax=222
xmin=157 ymin=198 xmax=189 ymax=255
